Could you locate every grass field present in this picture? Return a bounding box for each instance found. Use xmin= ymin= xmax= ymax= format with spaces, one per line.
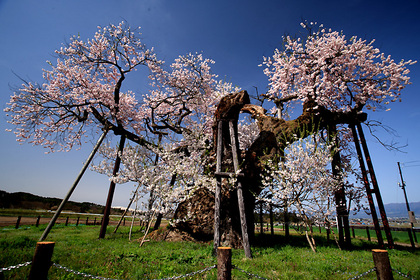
xmin=1 ymin=221 xmax=419 ymax=280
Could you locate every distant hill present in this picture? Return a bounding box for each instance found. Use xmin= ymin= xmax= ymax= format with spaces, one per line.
xmin=0 ymin=190 xmax=122 ymax=214
xmin=351 ymin=201 xmax=420 ymax=219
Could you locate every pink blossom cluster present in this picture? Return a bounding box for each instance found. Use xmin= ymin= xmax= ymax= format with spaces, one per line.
xmin=262 ymin=23 xmax=416 ymax=113
xmin=5 ymin=22 xmax=161 ymax=152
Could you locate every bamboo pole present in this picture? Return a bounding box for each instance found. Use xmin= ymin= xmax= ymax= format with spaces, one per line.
xmin=114 ymin=184 xmax=140 ymax=234
xmin=39 ymin=130 xmax=108 ymax=241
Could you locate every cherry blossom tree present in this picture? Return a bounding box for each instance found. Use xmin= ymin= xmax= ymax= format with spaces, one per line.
xmin=5 ymin=21 xmax=415 ymax=248
xmin=175 ymin=22 xmax=415 ymax=248
xmin=4 ymin=21 xmax=229 ymax=238
xmin=260 ymin=133 xmax=363 ymax=251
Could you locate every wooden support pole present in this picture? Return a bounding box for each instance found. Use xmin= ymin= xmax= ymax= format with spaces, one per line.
xmin=114 ymin=189 xmax=137 ymax=233
xmin=372 ymin=249 xmax=393 ymax=280
xmin=28 ymin=242 xmax=55 ymax=280
xmin=39 ymin=130 xmax=108 ymax=241
xmin=407 ymin=228 xmax=415 ymax=249
xmin=351 ymin=124 xmax=384 ymax=247
xmin=284 ymin=203 xmax=289 ymax=239
xmin=213 ymin=120 xmax=223 ymax=253
xmin=76 ymin=217 xmax=80 ymax=226
xmin=366 ymin=226 xmax=371 ymax=241
xmin=327 ymin=227 xmax=330 ymax=242
xmin=217 ymin=247 xmax=232 ymax=280
xmin=229 ymin=120 xmax=252 ymax=259
xmin=36 ymin=216 xmax=41 ymax=227
xmin=65 ymin=217 xmax=69 ymax=226
xmin=15 ymin=216 xmax=21 ymax=229
xmin=270 ymin=204 xmax=274 ymax=236
xmin=259 ymin=201 xmax=263 ymax=235
xmin=356 ymin=123 xmax=393 ymax=248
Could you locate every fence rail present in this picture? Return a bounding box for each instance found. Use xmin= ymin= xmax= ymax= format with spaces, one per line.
xmin=350 ymin=225 xmax=418 ymax=248
xmin=0 ymin=215 xmax=149 ymax=228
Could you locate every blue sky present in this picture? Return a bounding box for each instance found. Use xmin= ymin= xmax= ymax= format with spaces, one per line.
xmin=0 ymin=0 xmax=419 ymax=210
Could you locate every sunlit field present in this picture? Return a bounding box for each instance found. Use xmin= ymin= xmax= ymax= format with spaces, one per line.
xmin=1 ymin=218 xmax=419 ymax=279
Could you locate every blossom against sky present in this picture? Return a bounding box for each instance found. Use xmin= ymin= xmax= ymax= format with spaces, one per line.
xmin=0 ymin=0 xmax=419 ymax=207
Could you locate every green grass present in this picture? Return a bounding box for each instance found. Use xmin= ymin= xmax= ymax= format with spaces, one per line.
xmin=0 ymin=224 xmax=419 ymax=279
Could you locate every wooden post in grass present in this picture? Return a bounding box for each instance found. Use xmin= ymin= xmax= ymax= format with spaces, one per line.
xmin=76 ymin=217 xmax=80 ymax=226
xmin=366 ymin=226 xmax=371 ymax=241
xmin=269 ymin=203 xmax=274 ymax=236
xmin=217 ymin=247 xmax=232 ymax=280
xmin=407 ymin=228 xmax=415 ymax=249
xmin=15 ymin=216 xmax=21 ymax=229
xmin=65 ymin=217 xmax=69 ymax=226
xmin=372 ymin=249 xmax=393 ymax=280
xmin=28 ymin=242 xmax=55 ymax=280
xmin=36 ymin=216 xmax=41 ymax=227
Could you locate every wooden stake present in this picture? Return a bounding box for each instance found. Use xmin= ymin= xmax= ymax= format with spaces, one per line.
xmin=15 ymin=216 xmax=21 ymax=229
xmin=366 ymin=226 xmax=371 ymax=241
xmin=372 ymin=249 xmax=393 ymax=280
xmin=28 ymin=242 xmax=55 ymax=280
xmin=217 ymin=247 xmax=232 ymax=280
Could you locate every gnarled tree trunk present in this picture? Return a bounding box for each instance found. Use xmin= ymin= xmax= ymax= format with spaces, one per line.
xmin=171 ymin=90 xmax=367 ymax=247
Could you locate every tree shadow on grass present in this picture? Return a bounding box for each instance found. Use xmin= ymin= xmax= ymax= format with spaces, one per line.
xmin=251 ymin=232 xmax=407 ymax=252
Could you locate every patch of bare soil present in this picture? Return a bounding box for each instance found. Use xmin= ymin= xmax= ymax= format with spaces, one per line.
xmin=148 ymin=228 xmax=198 ymax=242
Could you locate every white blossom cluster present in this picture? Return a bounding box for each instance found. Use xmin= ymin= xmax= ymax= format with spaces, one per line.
xmin=260 ymin=133 xmax=362 ymax=226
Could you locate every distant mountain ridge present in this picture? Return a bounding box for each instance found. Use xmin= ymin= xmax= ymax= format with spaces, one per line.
xmin=0 ymin=190 xmax=118 ymax=214
xmin=351 ymin=201 xmax=420 ymax=218
xmin=1 ymin=189 xmax=418 ymax=218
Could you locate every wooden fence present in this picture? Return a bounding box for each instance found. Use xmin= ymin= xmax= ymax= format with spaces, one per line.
xmin=4 ymin=215 xmax=148 ymax=229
